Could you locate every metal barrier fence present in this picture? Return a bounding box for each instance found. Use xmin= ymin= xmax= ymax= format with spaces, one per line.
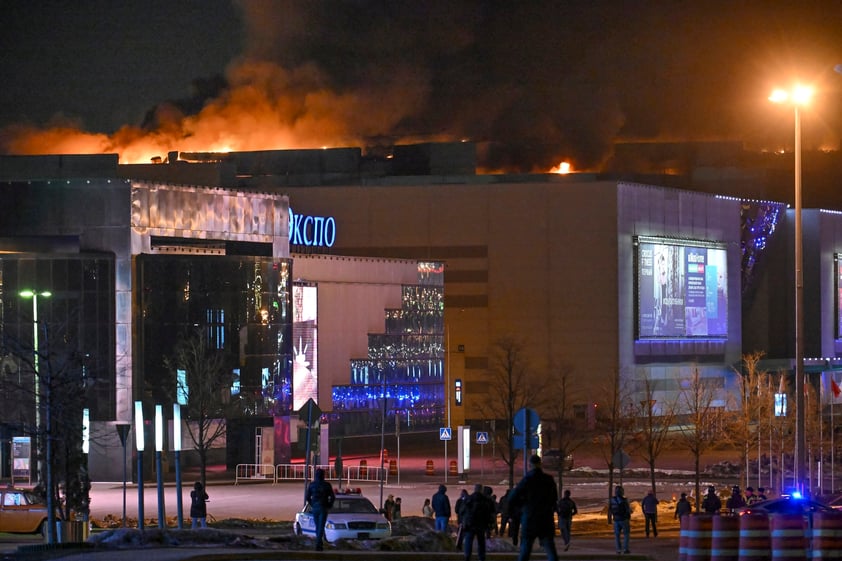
xmin=276 ymin=464 xmax=388 ymax=484
xmin=235 ymin=463 xmax=388 ymax=484
xmin=234 ymin=463 xmax=276 ymax=484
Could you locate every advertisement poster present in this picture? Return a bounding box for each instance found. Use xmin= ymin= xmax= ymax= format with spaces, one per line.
xmin=292 ymin=284 xmax=318 ymax=410
xmin=12 ymin=436 xmax=30 ymax=484
xmin=638 ymin=239 xmax=727 ymax=338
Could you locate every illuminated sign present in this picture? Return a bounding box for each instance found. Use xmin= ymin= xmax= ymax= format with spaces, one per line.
xmin=289 ymin=207 xmax=336 ymax=247
xmin=455 ymin=379 xmax=463 ymax=406
xmin=293 ymin=283 xmax=319 ymax=409
xmin=636 ymin=236 xmax=728 ymax=338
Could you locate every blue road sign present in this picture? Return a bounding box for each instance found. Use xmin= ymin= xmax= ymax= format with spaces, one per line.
xmin=513 ymin=433 xmax=540 ymax=450
xmin=513 ymin=407 xmax=540 ymax=434
xmin=440 ymin=427 xmax=452 ymax=440
xmin=476 ymin=431 xmax=489 ymax=444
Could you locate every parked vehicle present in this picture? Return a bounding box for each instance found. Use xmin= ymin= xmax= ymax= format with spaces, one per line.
xmin=540 ymin=449 xmax=573 ymax=470
xmin=0 ymin=487 xmax=49 ymax=534
xmin=294 ymin=489 xmax=391 ymax=542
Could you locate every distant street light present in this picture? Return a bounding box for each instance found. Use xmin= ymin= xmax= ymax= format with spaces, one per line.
xmin=769 ymin=84 xmax=813 ymax=493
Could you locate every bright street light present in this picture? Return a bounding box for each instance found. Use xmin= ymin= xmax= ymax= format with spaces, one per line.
xmin=769 ymin=84 xmax=812 ymax=493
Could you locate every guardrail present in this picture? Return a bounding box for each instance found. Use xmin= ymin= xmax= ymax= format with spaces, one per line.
xmin=235 ymin=463 xmax=389 ymax=484
xmin=234 ymin=463 xmax=276 ymax=484
xmin=276 ymin=464 xmax=388 ymax=484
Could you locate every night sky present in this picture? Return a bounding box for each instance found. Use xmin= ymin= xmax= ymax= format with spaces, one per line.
xmin=2 ymin=1 xmax=842 ymax=171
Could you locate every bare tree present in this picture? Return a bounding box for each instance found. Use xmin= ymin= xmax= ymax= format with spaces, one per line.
xmin=633 ymin=376 xmax=677 ymax=493
xmin=593 ymin=368 xmax=636 ymax=520
xmin=543 ymin=359 xmax=586 ymax=491
xmin=676 ymin=367 xmax=727 ymax=511
xmin=163 ymin=329 xmax=235 ymax=487
xmin=476 ymin=336 xmax=545 ymax=489
xmin=2 ymin=319 xmax=93 ymax=543
xmin=723 ymin=352 xmax=768 ymax=489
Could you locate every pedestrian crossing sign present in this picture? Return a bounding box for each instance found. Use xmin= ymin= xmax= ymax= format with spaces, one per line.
xmin=439 ymin=427 xmax=452 ymax=440
xmin=476 ymin=431 xmax=489 ymax=444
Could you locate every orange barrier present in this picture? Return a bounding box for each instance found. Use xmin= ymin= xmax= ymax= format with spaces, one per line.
xmin=425 ymin=460 xmax=435 ymax=475
xmin=679 ymin=515 xmax=690 ymax=561
xmin=388 ymin=459 xmax=397 ymax=475
xmin=811 ymin=510 xmax=842 ymax=559
xmin=738 ymin=513 xmax=770 ymax=561
xmin=711 ymin=514 xmax=739 ymax=561
xmin=449 ymin=460 xmax=457 ymax=476
xmin=685 ymin=514 xmax=713 ymax=561
xmin=359 ymin=459 xmax=368 ymax=478
xmin=770 ymin=513 xmax=805 ymax=561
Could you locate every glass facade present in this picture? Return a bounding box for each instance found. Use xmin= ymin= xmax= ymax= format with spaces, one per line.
xmin=0 ymin=254 xmax=115 ymax=472
xmin=329 ymin=262 xmax=444 ymax=436
xmin=136 ymin=255 xmax=293 ymax=419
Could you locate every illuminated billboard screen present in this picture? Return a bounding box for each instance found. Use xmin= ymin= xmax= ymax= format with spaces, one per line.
xmin=293 ymin=283 xmax=318 ymax=410
xmin=636 ymin=237 xmax=728 ymax=338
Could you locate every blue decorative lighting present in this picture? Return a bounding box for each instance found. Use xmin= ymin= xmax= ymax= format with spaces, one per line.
xmin=330 ymin=262 xmax=445 ymax=435
xmin=740 ymin=200 xmax=784 ymax=297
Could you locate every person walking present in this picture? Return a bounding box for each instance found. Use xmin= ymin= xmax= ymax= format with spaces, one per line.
xmin=392 ymin=497 xmax=402 ymax=520
xmin=483 ymin=486 xmax=496 ymax=538
xmin=432 ymin=484 xmax=452 ymax=532
xmin=510 ymin=454 xmax=559 ymax=561
xmin=642 ymin=490 xmax=659 ymax=538
xmin=305 ymin=468 xmax=336 ymax=551
xmin=462 ymin=483 xmax=495 ymax=561
xmin=190 ymin=481 xmax=209 ymax=529
xmin=702 ymin=486 xmax=722 ymax=514
xmin=557 ymin=489 xmax=578 ymax=551
xmin=502 ymin=487 xmax=522 ymax=545
xmin=497 ymin=488 xmax=510 ymax=537
xmin=610 ymin=485 xmax=632 ymax=555
xmin=383 ymin=494 xmax=395 ymax=521
xmin=675 ymin=492 xmax=692 ymax=522
xmin=455 ymin=488 xmax=469 ymax=548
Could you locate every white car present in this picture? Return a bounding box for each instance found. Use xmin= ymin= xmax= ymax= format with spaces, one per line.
xmin=294 ymin=491 xmax=392 ymax=542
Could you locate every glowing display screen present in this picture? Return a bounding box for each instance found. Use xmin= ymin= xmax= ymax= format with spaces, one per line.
xmin=637 ymin=237 xmax=728 ymax=338
xmin=293 ymin=283 xmax=318 ymax=410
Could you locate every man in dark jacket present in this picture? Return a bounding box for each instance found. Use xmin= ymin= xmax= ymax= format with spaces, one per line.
xmin=305 ymin=468 xmax=336 ymax=551
xmin=510 ymin=454 xmax=559 ymax=561
xmin=462 ymin=483 xmax=495 ymax=561
xmin=432 ymin=484 xmax=452 ymax=532
xmin=702 ymin=486 xmax=722 ymax=514
xmin=641 ymin=490 xmax=659 ymax=537
xmin=610 ymin=485 xmax=631 ymax=554
xmin=455 ymin=488 xmax=469 ymax=548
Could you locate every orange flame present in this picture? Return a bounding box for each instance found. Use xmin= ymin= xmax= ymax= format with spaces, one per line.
xmin=0 ymin=60 xmax=430 ymax=164
xmin=550 ymin=161 xmax=572 ymax=174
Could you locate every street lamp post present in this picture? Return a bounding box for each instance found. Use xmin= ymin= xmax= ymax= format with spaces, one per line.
xmin=19 ymin=289 xmax=53 ymax=543
xmin=19 ymin=290 xmax=51 ymax=478
xmin=770 ymin=85 xmax=813 ymax=493
xmin=135 ymin=401 xmax=145 ymax=530
xmin=155 ymin=404 xmax=166 ymax=529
